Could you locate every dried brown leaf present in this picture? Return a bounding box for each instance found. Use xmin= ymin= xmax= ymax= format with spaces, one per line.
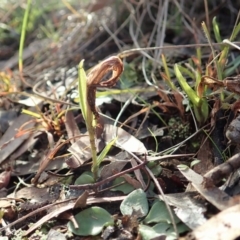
xmin=189 ymin=204 xmax=240 ymax=240
xmin=67 ymin=135 xmax=105 ymax=168
xmin=104 ymin=124 xmax=147 ymax=154
xmin=65 ymin=110 xmax=81 ymax=144
xmin=172 ymin=91 xmax=185 ymax=118
xmin=162 ymin=192 xmax=207 ymax=229
xmin=121 ymin=174 xmax=142 ymax=189
xmin=0 ymin=109 xmax=37 ymax=165
xmin=194 ymin=139 xmax=214 ymax=175
xmin=46 ymin=229 xmax=66 ymax=240
xmin=14 ymin=155 xmax=66 ymax=176
xmin=131 ymin=158 xmax=146 ymax=189
xmin=210 ymin=98 xmax=221 ymax=127
xmin=0 ymin=168 xmax=11 ymax=189
xmin=23 ymin=202 xmax=75 ymax=236
xmin=179 ymin=167 xmax=231 ymax=210
xmin=73 ymin=190 xmax=89 ymax=209
xmin=100 ymin=160 xmax=128 ymax=179
xmin=225 ymin=75 xmax=240 ymax=95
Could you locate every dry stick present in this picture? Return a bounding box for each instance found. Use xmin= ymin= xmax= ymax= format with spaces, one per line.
xmin=69 ymin=159 xmax=147 ymax=192
xmin=97 ymin=165 xmax=151 ymax=194
xmin=33 ymin=76 xmax=136 ymax=132
xmin=204 ymin=0 xmax=210 ymax=30
xmin=33 ymin=78 xmax=77 ymax=106
xmin=0 ymin=153 xmax=191 ymax=232
xmin=204 ymin=152 xmax=240 ymax=185
xmin=118 ymin=42 xmax=240 ymax=59
xmin=0 ymin=198 xmax=73 ymax=233
xmin=0 ymin=161 xmax=147 ymax=233
xmin=31 ymin=134 xmax=87 ymax=184
xmin=32 ymin=42 xmax=240 ymax=107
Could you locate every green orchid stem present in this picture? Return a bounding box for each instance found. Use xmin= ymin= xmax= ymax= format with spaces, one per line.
xmin=86 ymin=106 xmax=98 ymax=181
xmin=78 ymin=60 xmax=98 ymax=181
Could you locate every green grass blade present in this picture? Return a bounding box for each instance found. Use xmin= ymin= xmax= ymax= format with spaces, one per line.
xmin=196 ymin=47 xmax=202 ymax=65
xmin=200 ymin=98 xmax=209 ymax=123
xmin=97 ymin=137 xmax=117 ymax=166
xmin=212 ymin=17 xmax=222 ymax=44
xmin=219 ymin=16 xmax=240 ymax=75
xmin=161 ymin=54 xmax=176 ymax=90
xmin=22 ymin=109 xmax=41 ymax=118
xmin=19 ymin=0 xmax=32 ymax=72
xmin=174 ymin=64 xmax=200 ymax=107
xmin=96 ymin=88 xmax=155 ymax=97
xmin=224 ymin=55 xmax=240 ymax=77
xmin=230 ymin=22 xmax=240 ymax=41
xmin=78 ymin=60 xmax=98 ymax=180
xmin=177 ymin=65 xmax=195 ymax=80
xmin=78 ymin=60 xmax=88 ymax=122
xmin=202 ymin=21 xmax=222 ymax=80
xmin=195 ymin=69 xmax=201 ymax=87
xmin=229 ymin=11 xmax=240 ymax=41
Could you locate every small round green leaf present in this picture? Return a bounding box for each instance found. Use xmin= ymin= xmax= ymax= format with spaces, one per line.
xmin=144 ymin=200 xmax=180 ymax=224
xmin=74 ymin=172 xmax=94 ymax=185
xmin=147 ymin=162 xmax=162 ymax=176
xmin=190 ymin=159 xmax=201 ymax=168
xmin=177 ymin=164 xmax=189 ymax=171
xmin=120 ymin=189 xmax=148 ymax=217
xmin=68 ymin=207 xmax=114 ymax=236
xmin=139 ymin=224 xmax=162 ymax=240
xmin=152 ymin=222 xmax=173 ymax=233
xmin=139 ymin=222 xmax=188 ymax=240
xmin=111 ymin=177 xmax=135 ymax=194
xmin=152 ymin=222 xmax=189 ymax=240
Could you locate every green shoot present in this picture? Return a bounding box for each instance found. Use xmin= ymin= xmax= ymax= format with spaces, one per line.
xmin=97 ymin=138 xmax=117 ymax=166
xmin=212 ymin=17 xmax=222 ymax=44
xmin=78 ymin=61 xmax=98 ymax=181
xmin=19 ymin=0 xmax=32 ymax=72
xmin=161 ymin=54 xmax=176 ymax=90
xmin=174 ymin=64 xmax=209 ymax=124
xmin=202 ymin=21 xmax=222 ymax=80
xmin=174 ymin=65 xmax=200 ymax=107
